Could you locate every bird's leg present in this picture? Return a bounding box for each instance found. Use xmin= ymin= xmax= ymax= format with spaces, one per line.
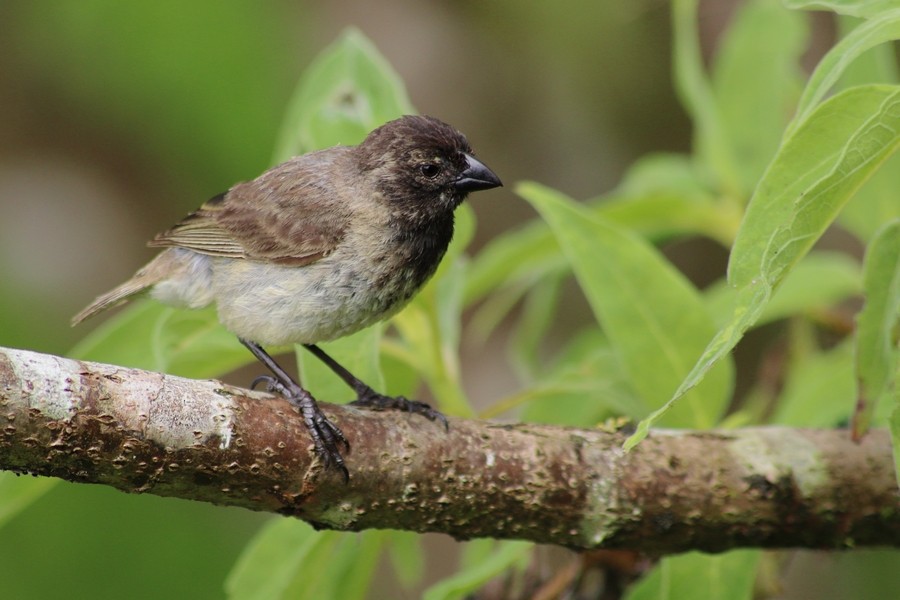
xmin=240 ymin=338 xmax=349 ymax=480
xmin=302 ymin=344 xmax=449 ymax=430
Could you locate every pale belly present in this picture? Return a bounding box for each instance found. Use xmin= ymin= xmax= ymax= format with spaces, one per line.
xmin=151 ymin=248 xmax=427 ymax=346
xmin=212 ymin=255 xmax=421 ymax=345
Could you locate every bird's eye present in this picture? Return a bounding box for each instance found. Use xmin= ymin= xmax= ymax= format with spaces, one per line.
xmin=419 ymin=163 xmax=441 ymax=178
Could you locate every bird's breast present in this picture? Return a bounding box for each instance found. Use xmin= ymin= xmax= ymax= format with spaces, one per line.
xmin=209 ymin=217 xmax=454 ymax=346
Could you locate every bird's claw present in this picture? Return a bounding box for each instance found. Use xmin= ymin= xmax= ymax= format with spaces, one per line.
xmin=251 ymin=375 xmax=286 ymax=395
xmin=351 ymin=391 xmax=449 ymax=431
xmin=252 ymin=375 xmax=350 ymax=481
xmin=301 ymin=404 xmax=350 ymax=481
xmin=288 ymin=387 xmax=350 ymax=481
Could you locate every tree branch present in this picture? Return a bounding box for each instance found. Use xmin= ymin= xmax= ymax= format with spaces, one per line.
xmin=1 ymin=345 xmax=898 ymax=552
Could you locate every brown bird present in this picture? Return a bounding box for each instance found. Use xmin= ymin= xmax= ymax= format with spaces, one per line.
xmin=73 ymin=115 xmax=502 ymax=479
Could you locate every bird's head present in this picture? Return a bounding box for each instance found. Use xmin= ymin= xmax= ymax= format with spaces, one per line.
xmin=356 ymin=115 xmax=502 ymax=218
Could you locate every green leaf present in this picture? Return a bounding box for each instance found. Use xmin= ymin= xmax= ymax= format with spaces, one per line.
xmin=508 ymin=272 xmax=564 ymax=379
xmin=464 ymin=219 xmax=563 ymax=306
xmin=433 ymin=254 xmax=468 ymax=367
xmin=70 ymin=301 xmax=172 ymax=369
xmin=599 ymin=193 xmax=740 ymax=247
xmin=225 ymin=518 xmax=322 ymax=600
xmin=298 ymin=326 xmax=385 ymax=404
xmin=272 ymin=27 xmax=414 ymax=162
xmin=836 ymin=15 xmax=900 ymax=88
xmin=466 ymin=279 xmax=534 ymax=347
xmin=459 ymin=538 xmax=497 ymax=570
xmin=516 ymin=329 xmax=640 ymax=426
xmin=465 ymin=189 xmax=738 ymax=349
xmin=387 ymin=531 xmax=425 ymax=588
xmin=0 ymin=473 xmax=57 ymax=531
xmin=772 ymin=340 xmax=856 ymax=427
xmin=616 ymin=153 xmax=707 ymax=197
xmin=625 ymin=551 xmax=760 ymax=600
xmin=226 ymin=521 xmax=385 ymax=600
xmin=852 ymin=220 xmax=900 ymax=438
xmin=841 ymin=151 xmax=900 ymax=241
xmin=422 ymin=541 xmax=532 ymax=600
xmin=712 ymin=0 xmax=807 ymax=196
xmin=70 ymin=302 xmax=251 ymax=378
xmin=315 ymin=533 xmax=385 ymax=600
xmin=521 ymin=182 xmax=733 ymax=429
xmin=609 ymin=154 xmax=740 ymax=245
xmin=392 ymin=253 xmax=473 ymax=417
xmin=784 ymin=0 xmax=900 ymax=19
xmin=627 ymin=282 xmax=769 ymax=449
xmin=630 ymin=85 xmax=900 ymax=449
xmin=672 ymin=0 xmax=741 ymax=195
xmin=466 ymin=153 xmax=738 ymax=312
xmin=788 ymin=10 xmax=900 ymax=134
xmin=761 ymin=252 xmax=861 ymax=321
xmin=705 ymin=252 xmax=862 ymax=328
xmin=835 ymin=17 xmax=900 ymax=241
xmin=731 ymin=85 xmax=900 ymax=289
xmin=466 ymin=153 xmax=743 ymax=323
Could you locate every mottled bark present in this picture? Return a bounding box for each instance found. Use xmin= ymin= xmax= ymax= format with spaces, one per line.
xmin=1 ymin=345 xmax=898 ymax=552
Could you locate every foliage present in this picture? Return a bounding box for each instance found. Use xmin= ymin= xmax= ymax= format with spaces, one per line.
xmin=481 ymin=1 xmax=900 ymax=596
xmin=476 ymin=0 xmax=900 ymax=596
xmin=1 ymin=0 xmax=900 ymax=598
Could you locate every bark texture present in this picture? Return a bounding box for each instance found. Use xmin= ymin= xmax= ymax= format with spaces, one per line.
xmin=1 ymin=345 xmax=898 ymax=552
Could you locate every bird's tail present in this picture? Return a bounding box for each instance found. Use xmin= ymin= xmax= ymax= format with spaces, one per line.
xmin=71 ymin=250 xmax=175 ymax=326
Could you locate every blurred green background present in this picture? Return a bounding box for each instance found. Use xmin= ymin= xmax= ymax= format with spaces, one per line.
xmin=1 ymin=1 xmax=888 ymax=598
xmin=0 ymin=2 xmax=683 ymax=597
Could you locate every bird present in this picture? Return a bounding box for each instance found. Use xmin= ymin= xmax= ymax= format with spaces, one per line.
xmin=72 ymin=115 xmax=502 ymax=480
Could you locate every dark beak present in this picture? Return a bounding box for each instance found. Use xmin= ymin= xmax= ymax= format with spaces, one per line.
xmin=454 ymin=154 xmax=503 ymax=193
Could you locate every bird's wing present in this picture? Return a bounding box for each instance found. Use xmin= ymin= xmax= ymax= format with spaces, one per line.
xmin=149 ymin=153 xmax=350 ymax=267
xmin=148 ymin=193 xmax=247 ymax=258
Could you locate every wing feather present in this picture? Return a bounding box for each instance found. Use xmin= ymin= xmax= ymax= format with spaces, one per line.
xmin=149 ymin=151 xmax=352 ymax=267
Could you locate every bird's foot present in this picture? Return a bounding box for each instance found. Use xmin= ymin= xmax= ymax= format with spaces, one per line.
xmin=251 ymin=375 xmax=288 ymax=396
xmin=350 ymin=389 xmax=449 ymax=431
xmin=251 ymin=375 xmax=350 ymax=481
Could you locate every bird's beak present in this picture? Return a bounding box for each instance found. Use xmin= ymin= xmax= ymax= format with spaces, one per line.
xmin=454 ymin=154 xmax=503 ymax=192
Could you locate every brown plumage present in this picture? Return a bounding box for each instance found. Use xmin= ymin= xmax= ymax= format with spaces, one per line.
xmin=73 ymin=115 xmax=502 ymax=478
